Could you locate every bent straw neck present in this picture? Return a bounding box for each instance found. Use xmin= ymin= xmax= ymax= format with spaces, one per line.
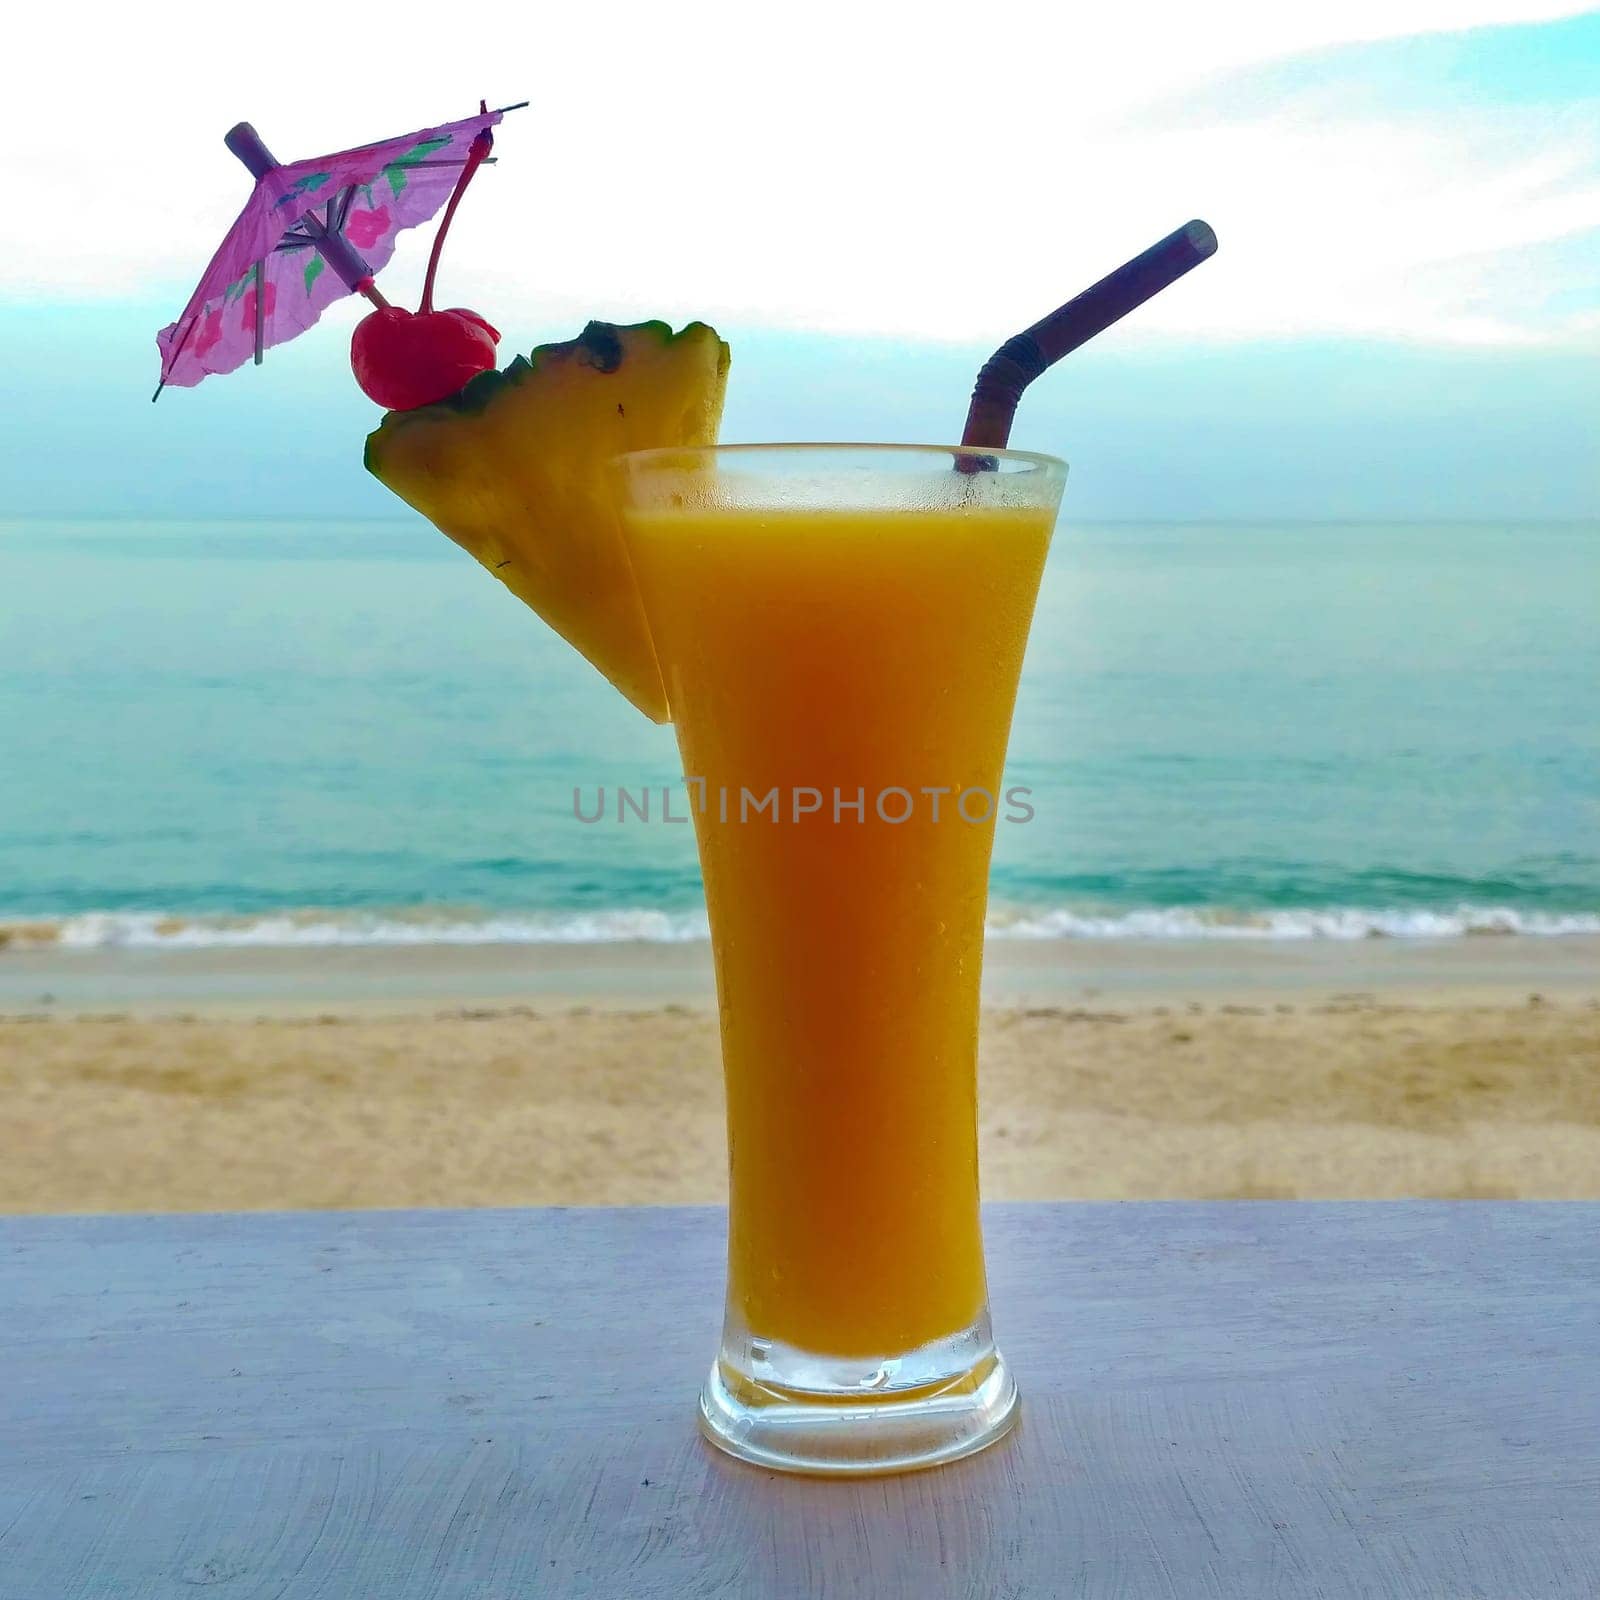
xmin=963 ymin=335 xmax=1052 ymax=459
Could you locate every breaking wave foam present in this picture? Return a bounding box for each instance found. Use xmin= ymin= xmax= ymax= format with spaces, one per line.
xmin=984 ymin=904 xmax=1600 ymax=941
xmin=3 ymin=903 xmax=1598 ymax=951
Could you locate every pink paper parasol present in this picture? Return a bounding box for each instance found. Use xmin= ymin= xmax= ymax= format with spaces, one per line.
xmin=154 ymin=104 xmax=524 ymax=399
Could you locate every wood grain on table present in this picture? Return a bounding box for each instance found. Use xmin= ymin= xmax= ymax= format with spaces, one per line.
xmin=2 ymin=1203 xmax=1597 ymax=1598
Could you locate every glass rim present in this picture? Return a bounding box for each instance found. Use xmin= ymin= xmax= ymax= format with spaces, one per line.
xmin=613 ymin=441 xmax=1068 ymax=476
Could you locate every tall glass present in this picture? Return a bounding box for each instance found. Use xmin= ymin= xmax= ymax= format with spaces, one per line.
xmin=614 ymin=444 xmax=1065 ymax=1474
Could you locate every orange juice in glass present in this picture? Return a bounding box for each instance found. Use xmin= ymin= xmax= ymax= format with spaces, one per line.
xmin=616 ymin=444 xmax=1064 ymax=1474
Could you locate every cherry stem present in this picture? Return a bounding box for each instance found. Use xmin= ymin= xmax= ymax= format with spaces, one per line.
xmin=419 ymin=130 xmax=493 ymax=315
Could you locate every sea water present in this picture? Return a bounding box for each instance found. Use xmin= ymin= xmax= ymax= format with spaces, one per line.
xmin=1 ymin=516 xmax=1595 ymax=945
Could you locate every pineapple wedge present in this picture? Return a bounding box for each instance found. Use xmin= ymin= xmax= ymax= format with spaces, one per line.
xmin=364 ymin=320 xmax=731 ymax=722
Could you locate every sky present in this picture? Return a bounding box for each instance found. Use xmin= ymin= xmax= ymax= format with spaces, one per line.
xmin=1 ymin=0 xmax=1596 ymax=520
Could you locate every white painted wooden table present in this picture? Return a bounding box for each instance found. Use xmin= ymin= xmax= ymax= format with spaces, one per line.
xmin=2 ymin=1204 xmax=1597 ymax=1598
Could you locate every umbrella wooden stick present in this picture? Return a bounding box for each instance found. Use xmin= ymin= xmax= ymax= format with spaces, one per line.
xmin=253 ymin=260 xmax=265 ymax=364
xmin=223 ymin=122 xmax=390 ymax=310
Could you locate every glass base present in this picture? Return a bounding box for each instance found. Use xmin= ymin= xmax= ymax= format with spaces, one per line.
xmin=698 ymin=1316 xmax=1019 ymax=1477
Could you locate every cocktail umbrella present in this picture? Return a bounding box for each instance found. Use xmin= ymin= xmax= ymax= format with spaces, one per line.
xmin=154 ymin=103 xmax=524 ymax=399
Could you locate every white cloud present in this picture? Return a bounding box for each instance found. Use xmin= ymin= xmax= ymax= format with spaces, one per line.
xmin=4 ymin=0 xmax=1595 ymax=348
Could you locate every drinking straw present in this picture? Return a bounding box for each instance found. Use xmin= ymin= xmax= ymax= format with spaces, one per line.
xmin=961 ymin=220 xmax=1217 ymax=452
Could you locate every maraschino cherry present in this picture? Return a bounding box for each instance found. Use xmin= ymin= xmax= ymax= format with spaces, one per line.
xmin=351 ymin=126 xmax=500 ymax=410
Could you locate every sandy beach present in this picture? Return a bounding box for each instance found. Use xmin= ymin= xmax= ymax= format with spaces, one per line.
xmin=2 ymin=937 xmax=1596 ymax=1213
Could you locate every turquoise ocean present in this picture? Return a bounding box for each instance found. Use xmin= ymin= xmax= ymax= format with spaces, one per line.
xmin=2 ymin=515 xmax=1596 ymax=947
